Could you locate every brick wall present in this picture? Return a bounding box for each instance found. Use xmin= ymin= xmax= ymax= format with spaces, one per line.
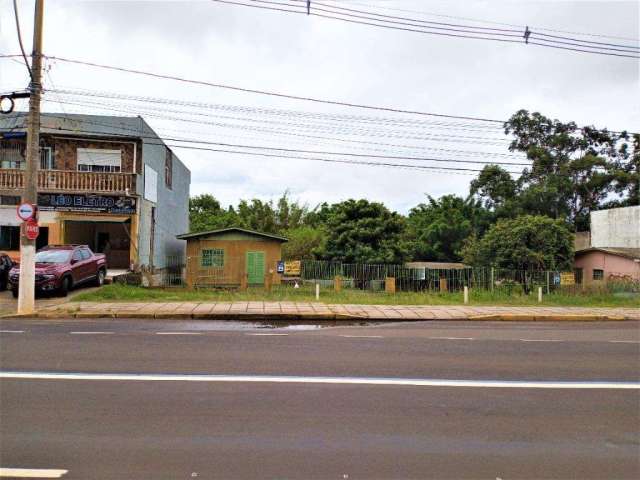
xmin=44 ymin=135 xmax=137 ymax=172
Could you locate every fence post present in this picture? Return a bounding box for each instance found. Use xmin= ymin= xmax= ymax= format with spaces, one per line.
xmin=385 ymin=276 xmax=396 ymax=294
xmin=538 ymin=286 xmax=543 ymax=303
xmin=439 ymin=277 xmax=448 ymax=292
xmin=464 ymin=286 xmax=469 ymax=304
xmin=334 ymin=275 xmax=341 ymax=293
xmin=547 ymin=270 xmax=550 ymax=295
xmin=315 ymin=283 xmax=320 ymax=300
xmin=490 ymin=267 xmax=494 ymax=293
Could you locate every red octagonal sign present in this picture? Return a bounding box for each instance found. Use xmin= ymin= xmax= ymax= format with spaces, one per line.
xmin=25 ymin=220 xmax=39 ymax=240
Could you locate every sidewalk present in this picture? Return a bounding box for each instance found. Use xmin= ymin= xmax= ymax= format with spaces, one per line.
xmin=9 ymin=301 xmax=640 ymax=321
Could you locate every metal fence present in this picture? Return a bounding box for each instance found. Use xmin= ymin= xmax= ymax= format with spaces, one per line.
xmin=119 ymin=256 xmax=640 ymax=296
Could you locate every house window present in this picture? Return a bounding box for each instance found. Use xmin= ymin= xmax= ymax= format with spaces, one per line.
xmin=0 ymin=195 xmax=20 ymax=206
xmin=40 ymin=147 xmax=54 ymax=170
xmin=0 ymin=226 xmax=20 ymax=250
xmin=0 ymin=142 xmax=25 ymax=169
xmin=165 ymin=148 xmax=173 ymax=189
xmin=77 ymin=148 xmax=122 ymax=173
xmin=593 ymin=269 xmax=604 ymax=281
xmin=202 ymin=249 xmax=224 ymax=268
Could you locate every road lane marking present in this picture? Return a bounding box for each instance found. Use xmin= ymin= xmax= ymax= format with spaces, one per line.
xmin=429 ymin=336 xmax=474 ymax=341
xmin=155 ymin=332 xmax=202 ymax=335
xmin=1 ymin=371 xmax=637 ymax=389
xmin=340 ymin=335 xmax=383 ymax=338
xmin=519 ymin=339 xmax=564 ymax=342
xmin=69 ymin=331 xmax=113 ymax=335
xmin=609 ymin=340 xmax=640 ymax=344
xmin=0 ymin=330 xmax=24 ymax=333
xmin=246 ymin=333 xmax=289 ymax=336
xmin=0 ymin=468 xmax=68 ymax=478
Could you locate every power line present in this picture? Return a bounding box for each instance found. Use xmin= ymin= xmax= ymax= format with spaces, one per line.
xmin=11 ymin=0 xmax=32 ymax=79
xmin=30 ymin=111 xmax=528 ymax=167
xmin=40 ymin=54 xmax=506 ymax=123
xmin=210 ymin=0 xmax=639 ymax=58
xmin=340 ymin=0 xmax=640 ymax=43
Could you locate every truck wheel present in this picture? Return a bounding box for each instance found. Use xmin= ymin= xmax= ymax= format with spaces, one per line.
xmin=59 ymin=277 xmax=71 ymax=297
xmin=94 ymin=269 xmax=106 ymax=287
xmin=11 ymin=288 xmax=18 ymax=299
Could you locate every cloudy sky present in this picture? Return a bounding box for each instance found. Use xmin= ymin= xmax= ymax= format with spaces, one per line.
xmin=1 ymin=0 xmax=638 ymax=213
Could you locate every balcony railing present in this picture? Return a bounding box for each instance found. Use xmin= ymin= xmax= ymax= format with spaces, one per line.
xmin=0 ymin=169 xmax=136 ymax=194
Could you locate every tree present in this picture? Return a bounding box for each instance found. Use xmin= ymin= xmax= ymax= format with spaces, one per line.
xmin=281 ymin=226 xmax=327 ymax=260
xmin=315 ymin=199 xmax=408 ymax=264
xmin=189 ymin=194 xmax=238 ymax=232
xmin=503 ymin=109 xmax=635 ymax=230
xmin=406 ymin=195 xmax=490 ymax=262
xmin=470 ymin=164 xmax=519 ymax=218
xmin=462 ymin=215 xmax=574 ymax=272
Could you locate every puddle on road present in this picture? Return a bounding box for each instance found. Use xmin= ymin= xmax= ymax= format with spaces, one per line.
xmin=174 ymin=320 xmax=384 ymax=331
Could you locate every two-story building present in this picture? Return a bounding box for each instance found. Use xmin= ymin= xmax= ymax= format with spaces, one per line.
xmin=0 ymin=113 xmax=190 ymax=271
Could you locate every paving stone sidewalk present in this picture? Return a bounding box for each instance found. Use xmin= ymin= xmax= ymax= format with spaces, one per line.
xmin=13 ymin=301 xmax=640 ymax=320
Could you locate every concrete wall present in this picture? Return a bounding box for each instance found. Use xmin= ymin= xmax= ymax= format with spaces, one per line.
xmin=591 ymin=206 xmax=640 ymax=248
xmin=574 ymin=250 xmax=640 ymax=282
xmin=137 ymin=124 xmax=190 ymax=269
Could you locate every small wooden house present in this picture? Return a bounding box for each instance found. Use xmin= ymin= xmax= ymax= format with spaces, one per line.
xmin=176 ymin=227 xmax=287 ymax=288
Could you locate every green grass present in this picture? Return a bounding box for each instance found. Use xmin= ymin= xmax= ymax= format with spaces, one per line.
xmin=71 ymin=283 xmax=640 ymax=307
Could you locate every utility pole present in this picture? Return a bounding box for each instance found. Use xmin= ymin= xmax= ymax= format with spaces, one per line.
xmin=17 ymin=0 xmax=44 ymax=315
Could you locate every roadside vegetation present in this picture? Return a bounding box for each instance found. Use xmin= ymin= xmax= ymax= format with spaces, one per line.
xmin=73 ymin=283 xmax=639 ymax=307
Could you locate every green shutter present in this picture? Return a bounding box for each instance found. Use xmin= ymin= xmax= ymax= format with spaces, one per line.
xmin=246 ymin=251 xmax=265 ymax=284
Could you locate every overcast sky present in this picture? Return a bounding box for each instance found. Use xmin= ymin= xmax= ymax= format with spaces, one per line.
xmin=1 ymin=0 xmax=638 ymax=213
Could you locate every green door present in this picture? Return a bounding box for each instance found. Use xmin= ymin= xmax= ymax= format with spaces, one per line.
xmin=246 ymin=251 xmax=265 ymax=285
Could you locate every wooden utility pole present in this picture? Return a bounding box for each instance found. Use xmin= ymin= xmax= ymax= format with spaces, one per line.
xmin=17 ymin=0 xmax=44 ymax=315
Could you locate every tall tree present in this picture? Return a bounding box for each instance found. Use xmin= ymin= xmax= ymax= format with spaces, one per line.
xmin=189 ymin=194 xmax=238 ymax=232
xmin=406 ymin=195 xmax=490 ymax=262
xmin=462 ymin=215 xmax=574 ymax=271
xmin=316 ymin=199 xmax=408 ymax=264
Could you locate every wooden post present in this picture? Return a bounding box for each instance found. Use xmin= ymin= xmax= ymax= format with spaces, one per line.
xmin=546 ymin=271 xmax=550 ymax=294
xmin=334 ymin=275 xmax=342 ymax=293
xmin=439 ymin=278 xmax=448 ymax=292
xmin=538 ymin=286 xmax=543 ymax=303
xmin=240 ymin=273 xmax=248 ymax=291
xmin=315 ymin=283 xmax=320 ymax=300
xmin=464 ymin=286 xmax=469 ymax=304
xmin=264 ymin=272 xmax=272 ymax=292
xmin=385 ymin=276 xmax=396 ymax=294
xmin=490 ymin=267 xmax=494 ymax=293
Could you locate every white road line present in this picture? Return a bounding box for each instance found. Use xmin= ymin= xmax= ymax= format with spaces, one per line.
xmin=0 ymin=330 xmax=24 ymax=333
xmin=609 ymin=340 xmax=640 ymax=344
xmin=519 ymin=339 xmax=564 ymax=342
xmin=429 ymin=336 xmax=474 ymax=341
xmin=340 ymin=335 xmax=383 ymax=338
xmin=0 ymin=467 xmax=68 ymax=478
xmin=69 ymin=331 xmax=113 ymax=335
xmin=246 ymin=333 xmax=289 ymax=336
xmin=155 ymin=332 xmax=202 ymax=335
xmin=1 ymin=371 xmax=637 ymax=390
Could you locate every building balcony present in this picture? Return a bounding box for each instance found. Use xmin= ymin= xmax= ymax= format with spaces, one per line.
xmin=0 ymin=169 xmax=136 ymax=195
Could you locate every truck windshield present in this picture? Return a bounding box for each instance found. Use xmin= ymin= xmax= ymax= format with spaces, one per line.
xmin=35 ymin=250 xmax=71 ymax=263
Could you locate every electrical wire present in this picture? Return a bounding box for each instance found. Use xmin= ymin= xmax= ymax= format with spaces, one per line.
xmin=40 ymin=54 xmax=506 ymax=123
xmin=11 ymin=0 xmax=32 ymax=79
xmin=210 ymin=0 xmax=639 ymax=58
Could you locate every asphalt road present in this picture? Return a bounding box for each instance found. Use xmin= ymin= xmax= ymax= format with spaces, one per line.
xmin=1 ymin=319 xmax=639 ymax=479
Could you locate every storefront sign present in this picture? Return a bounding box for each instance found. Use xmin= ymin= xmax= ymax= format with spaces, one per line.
xmin=37 ymin=194 xmax=136 ymax=214
xmin=284 ymin=260 xmax=301 ymax=276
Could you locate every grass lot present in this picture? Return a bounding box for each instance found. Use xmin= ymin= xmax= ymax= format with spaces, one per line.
xmin=72 ymin=283 xmax=640 ymax=307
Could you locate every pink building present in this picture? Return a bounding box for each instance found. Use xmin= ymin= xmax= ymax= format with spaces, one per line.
xmin=574 ymin=248 xmax=640 ymax=284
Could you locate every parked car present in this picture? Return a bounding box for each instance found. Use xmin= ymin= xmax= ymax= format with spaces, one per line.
xmin=9 ymin=245 xmax=107 ymax=298
xmin=0 ymin=253 xmax=14 ymax=291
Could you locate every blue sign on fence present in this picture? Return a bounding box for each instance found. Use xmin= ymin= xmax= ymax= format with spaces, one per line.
xmin=276 ymin=261 xmax=285 ymax=274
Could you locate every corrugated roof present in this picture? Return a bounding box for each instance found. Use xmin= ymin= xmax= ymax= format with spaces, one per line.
xmin=575 ymin=247 xmax=640 ymax=260
xmin=176 ymin=227 xmax=288 ymax=242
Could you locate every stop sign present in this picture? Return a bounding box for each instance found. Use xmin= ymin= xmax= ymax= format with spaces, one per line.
xmin=24 ymin=219 xmax=39 ymax=240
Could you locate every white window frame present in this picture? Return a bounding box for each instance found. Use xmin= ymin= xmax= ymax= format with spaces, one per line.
xmin=77 ymin=148 xmax=122 ymax=173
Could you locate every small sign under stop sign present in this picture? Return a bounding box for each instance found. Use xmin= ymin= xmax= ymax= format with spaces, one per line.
xmin=17 ymin=202 xmax=36 ymax=221
xmin=24 ymin=220 xmax=39 ymax=240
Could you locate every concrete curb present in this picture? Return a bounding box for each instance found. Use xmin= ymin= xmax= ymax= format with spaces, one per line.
xmin=2 ymin=311 xmax=636 ymax=321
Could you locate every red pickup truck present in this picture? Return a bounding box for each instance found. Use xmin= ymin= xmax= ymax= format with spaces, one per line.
xmin=9 ymin=245 xmax=107 ymax=298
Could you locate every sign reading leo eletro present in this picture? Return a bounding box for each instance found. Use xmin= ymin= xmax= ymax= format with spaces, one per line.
xmin=38 ymin=194 xmax=136 ymax=214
